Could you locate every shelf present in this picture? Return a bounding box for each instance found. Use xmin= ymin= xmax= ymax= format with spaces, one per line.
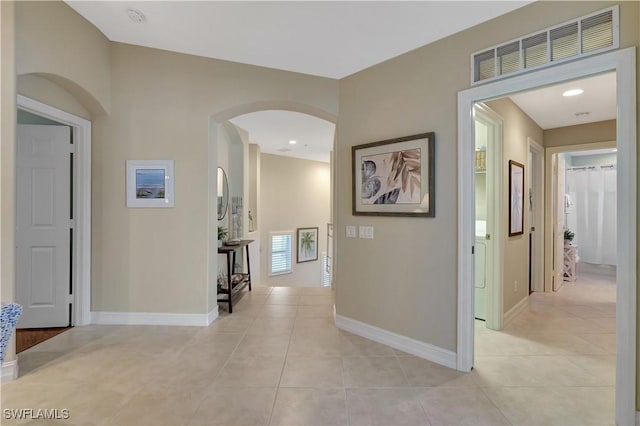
xmin=217 ymin=240 xmax=253 ymax=313
xmin=217 ymin=274 xmax=250 ymax=296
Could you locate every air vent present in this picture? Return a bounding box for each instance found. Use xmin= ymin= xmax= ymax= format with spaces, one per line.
xmin=471 ymin=6 xmax=618 ymax=84
xmin=277 ymin=148 xmax=292 ymax=153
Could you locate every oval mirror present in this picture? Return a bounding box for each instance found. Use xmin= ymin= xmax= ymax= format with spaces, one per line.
xmin=217 ymin=167 xmax=229 ymax=220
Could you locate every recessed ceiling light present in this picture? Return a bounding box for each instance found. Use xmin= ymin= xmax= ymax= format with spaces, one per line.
xmin=126 ymin=8 xmax=147 ymax=24
xmin=563 ymin=89 xmax=584 ymax=97
xmin=289 ymin=140 xmax=297 ymax=145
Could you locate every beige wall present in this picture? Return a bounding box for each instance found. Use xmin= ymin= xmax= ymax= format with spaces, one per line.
xmin=17 ymin=74 xmax=90 ymax=119
xmin=12 ymin=0 xmax=338 ymax=318
xmin=260 ymin=154 xmax=330 ymax=287
xmin=15 ymin=1 xmax=110 ymax=115
xmin=335 ymin=1 xmax=636 ymax=353
xmin=485 ymin=98 xmax=543 ymax=314
xmin=1 ymin=0 xmax=17 ymax=365
xmin=544 ymin=120 xmax=616 ymax=147
xmin=91 ymin=42 xmax=338 ymax=314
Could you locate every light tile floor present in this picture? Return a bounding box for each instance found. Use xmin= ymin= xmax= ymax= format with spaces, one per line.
xmin=1 ymin=266 xmax=615 ymax=425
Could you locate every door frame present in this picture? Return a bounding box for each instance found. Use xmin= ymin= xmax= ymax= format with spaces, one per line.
xmin=457 ymin=47 xmax=636 ymax=425
xmin=474 ymin=103 xmax=504 ymax=331
xmin=544 ymin=141 xmax=616 ymax=292
xmin=17 ymin=95 xmax=92 ymax=326
xmin=528 ymin=138 xmax=544 ymax=293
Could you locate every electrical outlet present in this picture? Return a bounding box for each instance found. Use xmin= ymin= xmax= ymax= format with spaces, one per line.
xmin=514 ymin=280 xmax=518 ymax=292
xmin=346 ymin=225 xmax=356 ymax=238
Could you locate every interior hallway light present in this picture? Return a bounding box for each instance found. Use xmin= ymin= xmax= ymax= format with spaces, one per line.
xmin=562 ymin=89 xmax=584 ymax=97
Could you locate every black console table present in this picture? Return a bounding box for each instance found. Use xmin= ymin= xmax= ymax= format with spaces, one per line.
xmin=217 ymin=240 xmax=253 ymax=313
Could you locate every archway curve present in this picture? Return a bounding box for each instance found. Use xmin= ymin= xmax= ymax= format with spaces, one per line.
xmin=211 ymin=100 xmax=337 ymax=124
xmin=207 ymin=100 xmax=337 ymax=315
xmin=17 ymin=72 xmax=109 ymax=117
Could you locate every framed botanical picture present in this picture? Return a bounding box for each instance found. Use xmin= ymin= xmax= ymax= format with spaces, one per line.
xmin=126 ymin=160 xmax=175 ymax=208
xmin=352 ymin=132 xmax=435 ymax=216
xmin=509 ymin=160 xmax=525 ymax=236
xmin=297 ymin=227 xmax=318 ymax=263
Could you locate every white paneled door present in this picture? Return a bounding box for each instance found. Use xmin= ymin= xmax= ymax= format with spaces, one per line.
xmin=16 ymin=124 xmax=72 ymax=328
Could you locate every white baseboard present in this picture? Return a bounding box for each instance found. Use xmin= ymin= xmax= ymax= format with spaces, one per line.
xmin=92 ymin=307 xmax=218 ymax=326
xmin=503 ymin=295 xmax=529 ymax=327
xmin=1 ymin=360 xmax=18 ymax=383
xmin=207 ymin=306 xmax=219 ymax=325
xmin=636 ymin=410 xmax=640 ymax=425
xmin=334 ymin=314 xmax=456 ymax=369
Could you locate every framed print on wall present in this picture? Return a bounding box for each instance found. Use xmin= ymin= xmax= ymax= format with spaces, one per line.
xmin=509 ymin=160 xmax=524 ymax=236
xmin=126 ymin=160 xmax=175 ymax=208
xmin=352 ymin=132 xmax=435 ymax=217
xmin=297 ymin=227 xmax=318 ymax=263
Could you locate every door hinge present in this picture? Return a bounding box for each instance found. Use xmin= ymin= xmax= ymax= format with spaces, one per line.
xmin=69 ymin=219 xmax=74 ymax=229
xmin=67 ymin=294 xmax=73 ymax=304
xmin=472 ymin=245 xmax=475 ymax=255
xmin=486 ymin=234 xmax=491 ymax=240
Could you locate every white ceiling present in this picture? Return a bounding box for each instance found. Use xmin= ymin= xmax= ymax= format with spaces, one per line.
xmin=509 ymin=72 xmax=616 ymax=130
xmin=66 ymin=1 xmax=530 ymax=79
xmin=65 ymin=1 xmax=616 ymax=162
xmin=230 ymin=110 xmax=335 ymax=163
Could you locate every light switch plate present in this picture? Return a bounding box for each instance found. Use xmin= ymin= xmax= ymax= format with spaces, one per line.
xmin=346 ymin=225 xmax=356 ymax=238
xmin=359 ymin=226 xmax=374 ymax=239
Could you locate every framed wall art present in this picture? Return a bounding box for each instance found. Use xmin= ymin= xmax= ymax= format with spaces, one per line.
xmin=126 ymin=160 xmax=175 ymax=208
xmin=508 ymin=160 xmax=524 ymax=236
xmin=352 ymin=132 xmax=435 ymax=217
xmin=297 ymin=227 xmax=318 ymax=263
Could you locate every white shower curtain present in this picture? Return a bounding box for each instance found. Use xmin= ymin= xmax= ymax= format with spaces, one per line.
xmin=565 ymin=165 xmax=617 ymax=266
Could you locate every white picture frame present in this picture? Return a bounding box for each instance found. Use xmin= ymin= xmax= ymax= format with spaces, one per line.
xmin=126 ymin=160 xmax=175 ymax=208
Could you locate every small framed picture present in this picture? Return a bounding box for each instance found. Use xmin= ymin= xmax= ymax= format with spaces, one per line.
xmin=297 ymin=227 xmax=319 ymax=263
xmin=509 ymin=160 xmax=524 ymax=236
xmin=126 ymin=160 xmax=175 ymax=208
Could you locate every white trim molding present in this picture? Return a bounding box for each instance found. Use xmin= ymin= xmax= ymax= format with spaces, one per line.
xmin=92 ymin=308 xmax=218 ymax=327
xmin=17 ymin=95 xmax=92 ymax=327
xmin=335 ymin=314 xmax=456 ymax=369
xmin=503 ymin=295 xmax=528 ymax=327
xmin=1 ymin=360 xmax=18 ymax=383
xmin=635 ymin=410 xmax=639 ymax=426
xmin=457 ymin=47 xmax=636 ymax=426
xmin=207 ymin=306 xmax=219 ymax=325
xmin=474 ymin=103 xmax=504 ymax=331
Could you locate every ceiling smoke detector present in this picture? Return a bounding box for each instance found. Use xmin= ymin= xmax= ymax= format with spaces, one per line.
xmin=126 ymin=8 xmax=147 ymax=24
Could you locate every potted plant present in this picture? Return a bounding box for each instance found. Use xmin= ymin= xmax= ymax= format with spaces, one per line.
xmin=564 ymin=228 xmax=575 ymax=246
xmin=218 ymin=226 xmax=228 ymax=247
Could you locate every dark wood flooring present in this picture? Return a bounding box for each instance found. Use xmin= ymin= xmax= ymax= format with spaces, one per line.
xmin=16 ymin=327 xmax=72 ymax=353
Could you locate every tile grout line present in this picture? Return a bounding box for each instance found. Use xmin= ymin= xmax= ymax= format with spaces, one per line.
xmin=266 ymin=301 xmax=298 ymax=426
